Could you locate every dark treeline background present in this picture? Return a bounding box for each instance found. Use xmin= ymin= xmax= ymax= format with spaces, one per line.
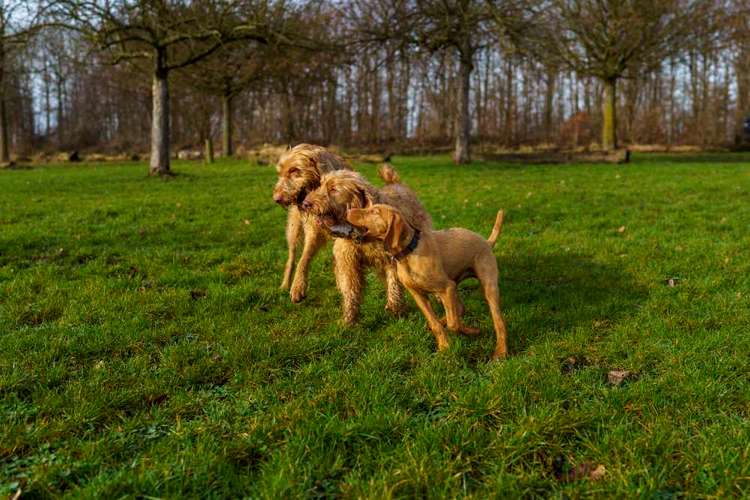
xmin=1 ymin=0 xmax=748 ymax=168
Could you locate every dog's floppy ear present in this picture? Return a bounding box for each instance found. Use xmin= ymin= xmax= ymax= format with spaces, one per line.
xmin=345 ymin=205 xmax=359 ymax=226
xmin=355 ymin=188 xmax=367 ymax=208
xmin=356 ymin=186 xmax=377 ymax=208
xmin=382 ymin=208 xmax=407 ymax=254
xmin=344 ymin=203 xmax=354 ymax=222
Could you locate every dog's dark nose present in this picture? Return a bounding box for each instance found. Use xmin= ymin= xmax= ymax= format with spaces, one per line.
xmin=273 ymin=192 xmax=284 ymax=204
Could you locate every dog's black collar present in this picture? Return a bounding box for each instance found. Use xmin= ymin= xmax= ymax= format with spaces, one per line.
xmin=391 ymin=229 xmax=420 ymax=262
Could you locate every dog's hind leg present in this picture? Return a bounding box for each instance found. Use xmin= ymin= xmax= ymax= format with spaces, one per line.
xmin=281 ymin=207 xmax=303 ymax=290
xmin=475 ymin=255 xmax=508 ymax=360
xmin=290 ymin=219 xmax=326 ymax=303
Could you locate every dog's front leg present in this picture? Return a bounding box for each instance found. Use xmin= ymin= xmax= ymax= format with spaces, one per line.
xmin=281 ymin=207 xmax=303 ymax=290
xmin=333 ymin=239 xmax=363 ymax=325
xmin=408 ymin=287 xmax=450 ymax=352
xmin=289 ymin=218 xmax=327 ymax=303
xmin=440 ymin=281 xmax=480 ymax=336
xmin=384 ymin=264 xmax=405 ymax=315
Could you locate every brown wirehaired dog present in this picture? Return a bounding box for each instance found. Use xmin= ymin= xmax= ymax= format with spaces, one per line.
xmin=272 ymin=144 xmax=350 ymax=302
xmin=346 ymin=204 xmax=508 ymax=360
xmin=300 ymin=165 xmax=433 ymax=325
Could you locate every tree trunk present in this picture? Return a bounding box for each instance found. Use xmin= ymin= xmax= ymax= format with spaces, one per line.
xmin=453 ymin=51 xmax=472 ymax=165
xmin=205 ymin=137 xmax=214 ymax=164
xmin=0 ymin=42 xmax=8 ymax=163
xmin=221 ymin=93 xmax=233 ymax=157
xmin=0 ymin=91 xmax=8 ymax=163
xmin=283 ymin=82 xmax=295 ymax=144
xmin=668 ymin=59 xmax=676 ymax=145
xmin=399 ymin=52 xmax=410 ymax=140
xmin=624 ymin=76 xmax=638 ymax=144
xmin=149 ymin=67 xmax=170 ymax=176
xmin=503 ymin=59 xmax=514 ymax=145
xmin=602 ymin=78 xmax=617 ymax=151
xmin=543 ymin=67 xmax=557 ymax=142
xmin=56 ymin=76 xmax=64 ymax=146
xmin=735 ymin=46 xmax=750 ymax=144
xmin=43 ymin=63 xmax=51 ymax=136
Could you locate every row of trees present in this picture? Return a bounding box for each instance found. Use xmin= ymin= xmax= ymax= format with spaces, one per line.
xmin=0 ymin=0 xmax=747 ymax=173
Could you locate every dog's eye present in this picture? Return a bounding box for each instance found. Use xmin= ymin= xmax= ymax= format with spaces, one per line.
xmin=288 ymin=167 xmax=299 ymax=176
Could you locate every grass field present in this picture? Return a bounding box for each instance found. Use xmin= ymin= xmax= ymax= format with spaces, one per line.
xmin=1 ymin=153 xmax=749 ymax=498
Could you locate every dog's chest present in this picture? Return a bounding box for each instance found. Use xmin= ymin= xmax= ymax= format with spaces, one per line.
xmin=396 ymin=257 xmax=448 ymax=292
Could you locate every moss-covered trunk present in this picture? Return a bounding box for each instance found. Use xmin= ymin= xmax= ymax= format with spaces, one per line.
xmin=602 ymin=78 xmax=617 ymax=151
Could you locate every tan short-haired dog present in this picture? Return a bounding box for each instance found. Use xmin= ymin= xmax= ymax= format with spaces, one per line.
xmin=346 ymin=204 xmax=509 ymax=360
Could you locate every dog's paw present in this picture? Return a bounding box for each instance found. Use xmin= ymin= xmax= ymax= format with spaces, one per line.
xmin=490 ymin=350 xmax=507 ymax=361
xmin=290 ymin=282 xmax=307 ymax=303
xmin=385 ymin=302 xmax=405 ymax=316
xmin=436 ymin=341 xmax=450 ymax=352
xmin=280 ymin=276 xmax=291 ymax=290
xmin=459 ymin=325 xmax=481 ymax=336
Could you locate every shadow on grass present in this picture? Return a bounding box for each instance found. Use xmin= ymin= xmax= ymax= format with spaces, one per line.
xmin=459 ymin=252 xmax=647 ymax=355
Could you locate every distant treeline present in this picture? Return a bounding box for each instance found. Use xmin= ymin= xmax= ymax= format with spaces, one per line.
xmin=0 ymin=1 xmax=747 ymax=171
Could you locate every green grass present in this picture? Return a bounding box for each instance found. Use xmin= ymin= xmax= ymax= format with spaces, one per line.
xmin=1 ymin=153 xmax=749 ymax=498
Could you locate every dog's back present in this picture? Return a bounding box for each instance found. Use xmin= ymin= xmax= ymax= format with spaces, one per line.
xmin=431 ymin=211 xmax=504 ymax=281
xmin=378 ymin=163 xmax=401 ymax=184
xmin=378 ymin=165 xmax=432 ymax=231
xmin=431 ymin=229 xmax=488 ymax=278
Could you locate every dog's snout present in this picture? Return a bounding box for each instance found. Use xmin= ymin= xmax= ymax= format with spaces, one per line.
xmin=273 ymin=192 xmax=284 ymax=204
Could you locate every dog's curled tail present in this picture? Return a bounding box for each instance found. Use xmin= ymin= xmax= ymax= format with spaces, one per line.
xmin=487 ymin=210 xmax=505 ymax=247
xmin=378 ymin=163 xmax=401 ymax=184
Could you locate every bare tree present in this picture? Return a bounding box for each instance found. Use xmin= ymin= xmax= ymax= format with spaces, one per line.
xmin=181 ymin=2 xmax=339 ymax=155
xmin=531 ymin=0 xmax=712 ymax=151
xmin=417 ymin=0 xmax=490 ymax=163
xmin=52 ymin=0 xmax=282 ymax=175
xmin=727 ymin=0 xmax=750 ymax=144
xmin=0 ymin=1 xmax=41 ymax=163
xmin=350 ymin=0 xmax=498 ymax=164
xmin=0 ymin=0 xmax=735 ymax=159
xmin=177 ymin=41 xmax=271 ymax=157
